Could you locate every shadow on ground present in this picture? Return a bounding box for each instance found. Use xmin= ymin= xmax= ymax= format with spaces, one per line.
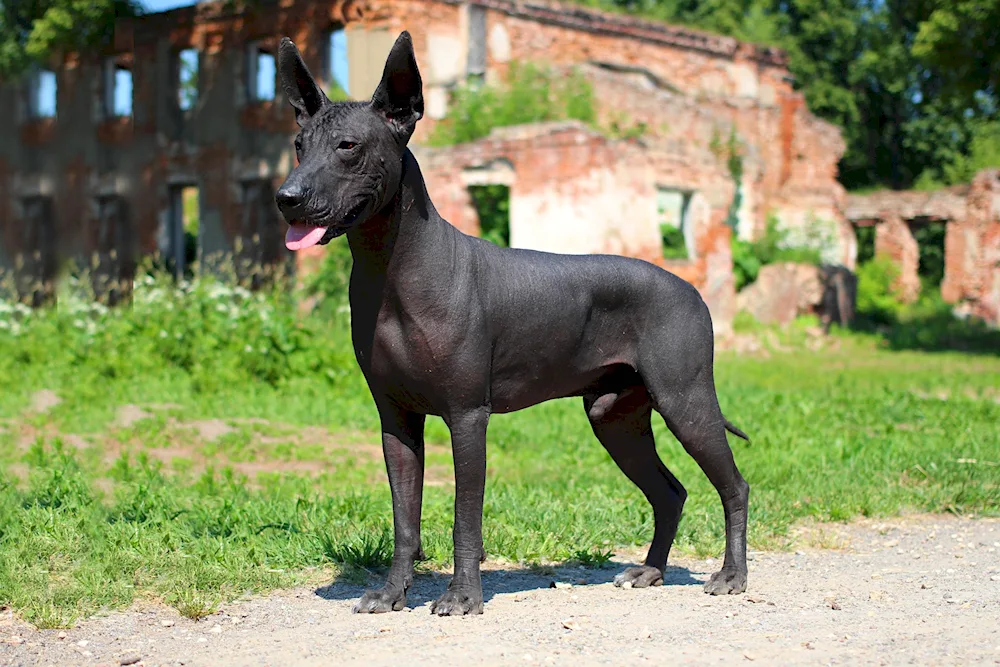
xmin=850 ymin=307 xmax=1000 ymax=356
xmin=314 ymin=560 xmax=704 ymax=608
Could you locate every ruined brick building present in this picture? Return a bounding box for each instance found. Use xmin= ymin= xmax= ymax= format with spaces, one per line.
xmin=0 ymin=0 xmax=853 ymax=332
xmin=846 ymin=170 xmax=1000 ymax=326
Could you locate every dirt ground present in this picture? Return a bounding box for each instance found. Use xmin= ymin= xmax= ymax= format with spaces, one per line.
xmin=2 ymin=514 xmax=999 ymax=667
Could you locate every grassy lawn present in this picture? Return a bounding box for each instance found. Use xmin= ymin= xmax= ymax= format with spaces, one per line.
xmin=1 ymin=278 xmax=999 ymax=628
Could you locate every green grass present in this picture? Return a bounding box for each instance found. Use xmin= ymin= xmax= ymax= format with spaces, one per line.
xmin=1 ymin=274 xmax=999 ymax=628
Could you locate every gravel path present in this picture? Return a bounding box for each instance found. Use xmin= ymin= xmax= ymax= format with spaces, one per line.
xmin=3 ymin=515 xmax=1000 ymax=667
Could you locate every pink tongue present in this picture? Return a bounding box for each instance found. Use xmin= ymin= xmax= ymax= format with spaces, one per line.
xmin=285 ymin=225 xmax=328 ymax=250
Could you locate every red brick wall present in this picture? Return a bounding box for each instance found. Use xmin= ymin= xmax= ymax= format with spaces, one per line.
xmin=412 ymin=122 xmax=737 ymax=333
xmin=941 ymin=170 xmax=1000 ymax=325
xmin=874 ymin=214 xmax=920 ymax=304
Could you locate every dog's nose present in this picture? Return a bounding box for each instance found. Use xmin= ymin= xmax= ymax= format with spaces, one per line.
xmin=275 ymin=185 xmax=305 ymax=211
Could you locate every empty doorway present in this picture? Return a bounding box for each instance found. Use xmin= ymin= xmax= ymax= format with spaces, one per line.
xmin=166 ymin=185 xmax=199 ymax=279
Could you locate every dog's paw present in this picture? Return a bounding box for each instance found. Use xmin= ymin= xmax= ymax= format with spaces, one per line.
xmin=431 ymin=587 xmax=483 ymax=616
xmin=703 ymin=567 xmax=747 ymax=595
xmin=613 ymin=566 xmax=663 ymax=589
xmin=352 ymin=586 xmax=407 ymax=613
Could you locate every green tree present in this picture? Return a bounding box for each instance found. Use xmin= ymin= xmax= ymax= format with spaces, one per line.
xmin=912 ymin=0 xmax=1000 ymax=114
xmin=0 ymin=0 xmax=140 ymax=77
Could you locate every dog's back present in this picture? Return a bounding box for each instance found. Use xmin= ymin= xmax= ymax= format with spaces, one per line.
xmin=438 ymin=229 xmax=714 ymax=413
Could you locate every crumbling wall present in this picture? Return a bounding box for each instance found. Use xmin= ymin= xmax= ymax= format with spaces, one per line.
xmin=406 ymin=0 xmax=847 ymax=259
xmin=0 ymin=46 xmax=143 ymax=302
xmin=845 ymin=187 xmax=967 ymax=223
xmin=941 ymin=170 xmax=1000 ymax=325
xmin=2 ymin=0 xmax=844 ymax=323
xmin=846 ymin=170 xmax=1000 ymax=325
xmin=412 ymin=121 xmax=737 ymax=334
xmin=557 ymin=57 xmax=848 ymax=269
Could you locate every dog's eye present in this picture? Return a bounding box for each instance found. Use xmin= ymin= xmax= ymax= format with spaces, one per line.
xmin=294 ymin=138 xmax=303 ymax=153
xmin=338 ymin=141 xmax=357 ymax=151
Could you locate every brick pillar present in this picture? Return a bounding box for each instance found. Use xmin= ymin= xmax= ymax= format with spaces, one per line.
xmin=874 ymin=213 xmax=920 ymax=303
xmin=942 ymin=169 xmax=1000 ymax=325
xmin=940 ymin=220 xmax=966 ymax=305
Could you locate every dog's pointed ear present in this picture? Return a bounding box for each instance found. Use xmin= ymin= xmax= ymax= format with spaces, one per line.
xmin=371 ymin=31 xmax=424 ymax=143
xmin=278 ymin=37 xmax=329 ymax=127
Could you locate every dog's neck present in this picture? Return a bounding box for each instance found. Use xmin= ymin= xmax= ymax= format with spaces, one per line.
xmin=346 ymin=150 xmax=449 ymax=278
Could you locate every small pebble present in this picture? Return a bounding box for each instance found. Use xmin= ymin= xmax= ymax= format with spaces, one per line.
xmin=119 ymin=654 xmax=142 ymax=666
xmin=161 ymin=620 xmax=175 ymax=627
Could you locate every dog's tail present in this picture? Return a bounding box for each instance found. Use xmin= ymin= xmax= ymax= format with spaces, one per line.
xmin=723 ymin=418 xmax=751 ymax=444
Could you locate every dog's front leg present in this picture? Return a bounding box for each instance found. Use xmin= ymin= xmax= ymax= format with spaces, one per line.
xmin=353 ymin=405 xmax=426 ymax=613
xmin=431 ymin=408 xmax=489 ymax=616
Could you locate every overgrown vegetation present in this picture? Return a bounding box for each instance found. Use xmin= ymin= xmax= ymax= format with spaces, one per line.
xmin=427 ymin=62 xmax=597 ymax=147
xmin=849 ymin=250 xmax=1000 ymax=354
xmin=1 ymin=266 xmax=998 ymax=627
xmin=855 ymin=255 xmax=903 ymax=325
xmin=731 ymin=214 xmax=824 ymax=291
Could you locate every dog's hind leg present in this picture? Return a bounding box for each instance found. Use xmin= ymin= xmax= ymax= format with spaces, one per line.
xmin=650 ymin=372 xmax=750 ymax=595
xmin=584 ymin=384 xmax=687 ymax=588
xmin=353 ymin=405 xmax=426 ymax=613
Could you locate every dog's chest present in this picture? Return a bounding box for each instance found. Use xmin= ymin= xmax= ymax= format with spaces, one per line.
xmin=355 ymin=309 xmax=463 ymax=413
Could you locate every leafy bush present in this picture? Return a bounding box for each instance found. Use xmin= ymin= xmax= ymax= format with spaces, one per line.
xmin=731 ymin=237 xmax=763 ymax=291
xmin=0 ymin=266 xmax=353 ymax=395
xmin=855 ymin=254 xmax=903 ymax=324
xmin=427 ymin=62 xmax=596 ymax=147
xmin=732 ymin=215 xmax=824 ymax=290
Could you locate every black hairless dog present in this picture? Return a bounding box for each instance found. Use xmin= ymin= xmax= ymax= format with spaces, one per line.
xmin=275 ymin=31 xmax=751 ymax=616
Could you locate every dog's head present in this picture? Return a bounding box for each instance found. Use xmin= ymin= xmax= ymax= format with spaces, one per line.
xmin=275 ymin=31 xmax=424 ymax=250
